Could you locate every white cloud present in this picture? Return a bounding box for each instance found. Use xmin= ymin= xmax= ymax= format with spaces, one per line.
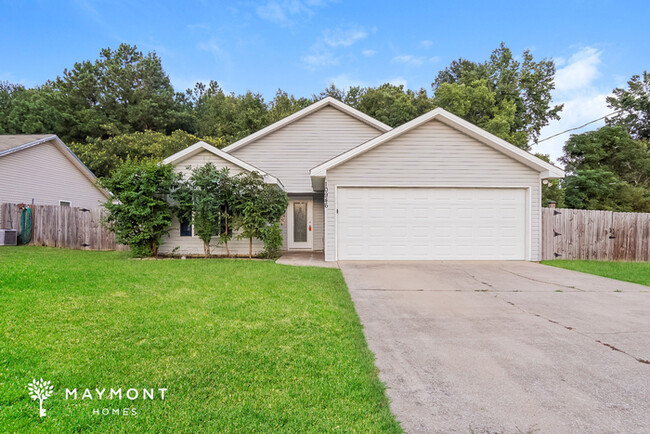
xmin=322 ymin=27 xmax=368 ymax=47
xmin=187 ymin=23 xmax=210 ymax=31
xmin=256 ymin=1 xmax=301 ymax=26
xmin=533 ymin=47 xmax=610 ymax=164
xmin=554 ymin=47 xmax=602 ymax=93
xmin=392 ymin=55 xmax=424 ymax=66
xmin=553 ymin=56 xmax=566 ymax=67
xmin=362 ymin=49 xmax=376 ymax=57
xmin=419 ymin=40 xmax=433 ymax=49
xmin=534 ymin=93 xmax=611 ymax=163
xmin=302 ymin=25 xmax=367 ymax=70
xmin=302 ymin=51 xmax=339 ymax=68
xmin=255 ymin=0 xmax=331 ymax=26
xmin=198 ymin=37 xmax=222 ymax=56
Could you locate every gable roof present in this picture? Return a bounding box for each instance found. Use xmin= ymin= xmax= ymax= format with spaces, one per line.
xmin=162 ymin=141 xmax=284 ymax=189
xmin=0 ymin=134 xmax=54 ymax=153
xmin=311 ymin=107 xmax=565 ymax=179
xmin=222 ymin=96 xmax=392 ymax=153
xmin=0 ymin=134 xmax=112 ymax=198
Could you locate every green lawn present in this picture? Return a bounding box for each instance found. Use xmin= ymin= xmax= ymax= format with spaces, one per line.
xmin=542 ymin=260 xmax=650 ymax=286
xmin=0 ymin=247 xmax=400 ymax=433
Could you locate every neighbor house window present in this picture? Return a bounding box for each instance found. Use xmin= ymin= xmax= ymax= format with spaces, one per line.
xmin=180 ymin=219 xmax=192 ymax=237
xmin=59 ymin=200 xmax=71 ymax=207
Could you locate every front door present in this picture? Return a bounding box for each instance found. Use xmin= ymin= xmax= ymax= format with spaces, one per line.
xmin=288 ymin=199 xmax=313 ymax=249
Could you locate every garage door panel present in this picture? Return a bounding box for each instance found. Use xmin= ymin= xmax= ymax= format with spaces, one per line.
xmin=337 ymin=187 xmax=526 ymax=260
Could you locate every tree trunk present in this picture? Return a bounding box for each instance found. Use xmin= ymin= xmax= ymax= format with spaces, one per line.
xmin=204 ymin=241 xmax=210 ymax=257
xmin=224 ymin=214 xmax=230 ymax=257
xmin=249 ymin=237 xmax=252 ymax=259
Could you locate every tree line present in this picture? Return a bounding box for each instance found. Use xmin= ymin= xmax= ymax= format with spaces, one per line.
xmin=0 ymin=43 xmax=561 ymax=171
xmin=1 ymin=43 xmax=648 ymax=211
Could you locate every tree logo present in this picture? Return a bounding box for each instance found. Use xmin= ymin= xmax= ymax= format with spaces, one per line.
xmin=27 ymin=378 xmax=54 ymax=417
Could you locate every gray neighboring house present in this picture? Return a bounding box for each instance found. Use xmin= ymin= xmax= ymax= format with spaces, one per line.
xmin=0 ymin=134 xmax=110 ymax=209
xmin=161 ymin=97 xmax=564 ymax=261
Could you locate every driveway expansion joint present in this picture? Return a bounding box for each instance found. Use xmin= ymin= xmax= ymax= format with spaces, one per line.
xmin=501 ymin=297 xmax=650 ymax=365
xmin=499 ymin=266 xmax=585 ymax=292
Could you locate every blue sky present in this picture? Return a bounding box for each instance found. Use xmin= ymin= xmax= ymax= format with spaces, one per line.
xmin=1 ymin=0 xmax=648 ymax=161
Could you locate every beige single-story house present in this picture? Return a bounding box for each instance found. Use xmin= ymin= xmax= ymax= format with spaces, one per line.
xmin=0 ymin=135 xmax=110 ymax=209
xmin=160 ymin=97 xmax=564 ymax=261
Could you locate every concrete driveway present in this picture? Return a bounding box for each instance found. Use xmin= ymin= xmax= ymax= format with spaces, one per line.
xmin=339 ymin=261 xmax=650 ymax=433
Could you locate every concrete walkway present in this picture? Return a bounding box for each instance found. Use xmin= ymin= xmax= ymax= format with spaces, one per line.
xmin=275 ymin=251 xmax=339 ymax=268
xmin=339 ymin=261 xmax=650 ymax=433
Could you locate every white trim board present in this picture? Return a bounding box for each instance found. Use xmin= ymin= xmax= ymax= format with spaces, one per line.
xmin=312 ymin=108 xmax=565 ymax=179
xmin=221 ymin=97 xmax=392 ymax=154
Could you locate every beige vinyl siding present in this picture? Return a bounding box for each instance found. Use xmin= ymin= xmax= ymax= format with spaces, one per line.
xmin=159 ymin=150 xmax=261 ymax=256
xmin=325 ymin=119 xmax=541 ymax=261
xmin=0 ymin=140 xmax=107 ymax=209
xmin=159 ymin=216 xmax=265 ymax=256
xmin=174 ymin=149 xmax=248 ymax=178
xmin=230 ymin=106 xmax=384 ymax=193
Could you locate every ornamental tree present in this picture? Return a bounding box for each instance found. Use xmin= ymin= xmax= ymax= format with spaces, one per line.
xmin=173 ymin=163 xmax=236 ymax=257
xmin=234 ymin=172 xmax=288 ymax=259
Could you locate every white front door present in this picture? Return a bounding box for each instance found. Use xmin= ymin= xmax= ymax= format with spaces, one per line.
xmin=288 ymin=199 xmax=313 ymax=249
xmin=337 ymin=187 xmax=527 ymax=260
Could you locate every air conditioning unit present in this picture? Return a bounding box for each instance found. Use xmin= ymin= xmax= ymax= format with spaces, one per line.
xmin=0 ymin=229 xmax=18 ymax=246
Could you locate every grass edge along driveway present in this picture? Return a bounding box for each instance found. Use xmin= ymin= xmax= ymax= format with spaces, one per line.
xmin=0 ymin=247 xmax=401 ymax=433
xmin=542 ymin=260 xmax=650 ymax=287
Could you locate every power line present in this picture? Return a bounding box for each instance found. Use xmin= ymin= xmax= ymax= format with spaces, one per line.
xmin=535 ymin=110 xmax=625 ymax=144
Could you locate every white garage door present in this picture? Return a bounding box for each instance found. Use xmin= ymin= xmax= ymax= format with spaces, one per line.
xmin=337 ymin=187 xmax=527 ymax=260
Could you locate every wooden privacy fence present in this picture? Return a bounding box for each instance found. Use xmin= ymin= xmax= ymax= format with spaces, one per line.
xmin=0 ymin=203 xmax=128 ymax=251
xmin=542 ymin=207 xmax=650 ymax=261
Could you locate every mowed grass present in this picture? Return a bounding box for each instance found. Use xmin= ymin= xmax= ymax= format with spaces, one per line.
xmin=542 ymin=260 xmax=650 ymax=286
xmin=0 ymin=247 xmax=400 ymax=433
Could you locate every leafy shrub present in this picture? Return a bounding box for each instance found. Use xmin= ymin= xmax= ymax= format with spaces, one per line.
xmin=98 ymin=161 xmax=178 ymax=257
xmin=259 ymin=223 xmax=283 ymax=259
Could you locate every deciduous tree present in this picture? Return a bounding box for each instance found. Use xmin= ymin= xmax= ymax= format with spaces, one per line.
xmin=606 ymin=71 xmax=650 ymax=141
xmin=433 ymin=43 xmax=562 ymax=149
xmin=234 ymin=173 xmax=288 ymax=259
xmin=560 ymin=126 xmax=650 ymax=212
xmin=69 ymin=130 xmax=224 ymax=178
